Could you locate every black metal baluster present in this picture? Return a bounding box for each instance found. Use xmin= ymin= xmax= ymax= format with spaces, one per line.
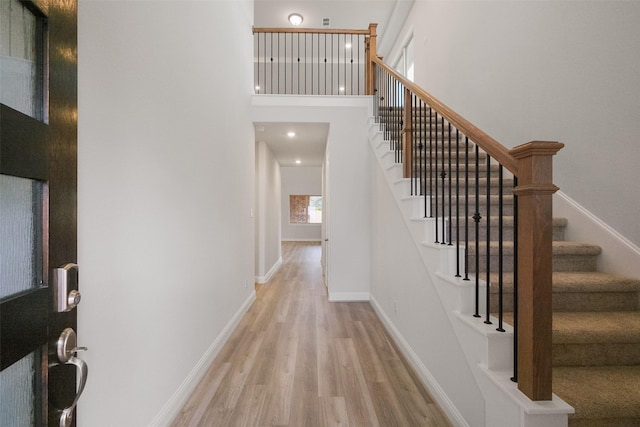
xmin=255 ymin=33 xmax=258 ymax=93
xmin=441 ymin=116 xmax=446 ymax=244
xmin=415 ymin=97 xmax=420 ymax=197
xmin=386 ymin=72 xmax=390 ymax=141
xmin=309 ymin=34 xmax=315 ymax=95
xmin=384 ymin=72 xmax=389 ymax=141
xmin=350 ymin=34 xmax=354 ymax=95
xmin=374 ymin=64 xmax=379 ymax=121
xmin=485 ymin=154 xmax=492 ymax=325
xmin=464 ymin=136 xmax=470 ymax=281
xmin=422 ymin=103 xmax=427 ymax=217
xmin=434 ymin=112 xmax=440 ymax=243
xmin=331 ymin=34 xmax=334 ymax=95
xmin=324 ymin=33 xmax=327 ymax=95
xmin=448 ymin=123 xmax=453 ymax=246
xmin=429 ymin=108 xmax=434 ymax=218
xmin=357 ymin=34 xmax=361 ymax=95
xmin=455 ymin=128 xmax=461 ymax=275
xmin=473 ymin=143 xmax=481 ymax=318
xmin=298 ymin=33 xmax=300 ymax=95
xmin=497 ymin=165 xmax=505 ymax=332
xmin=397 ymin=80 xmax=401 ymax=161
xmin=511 ymin=176 xmax=519 ymax=382
xmin=417 ymin=100 xmax=422 ymax=193
xmin=343 ymin=33 xmax=346 ymax=95
xmin=398 ymin=80 xmax=403 ymax=163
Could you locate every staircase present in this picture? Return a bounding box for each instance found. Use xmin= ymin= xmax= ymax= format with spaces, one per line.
xmin=375 ymin=108 xmax=640 ymax=426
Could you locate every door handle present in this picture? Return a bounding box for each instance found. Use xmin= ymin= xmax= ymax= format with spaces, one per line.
xmin=59 ymin=356 xmax=87 ymax=427
xmin=54 ymin=328 xmax=88 ymax=427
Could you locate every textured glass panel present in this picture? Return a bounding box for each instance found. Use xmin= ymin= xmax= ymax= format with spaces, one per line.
xmin=0 ymin=174 xmax=43 ymax=300
xmin=0 ymin=0 xmax=39 ymax=118
xmin=0 ymin=352 xmax=37 ymax=426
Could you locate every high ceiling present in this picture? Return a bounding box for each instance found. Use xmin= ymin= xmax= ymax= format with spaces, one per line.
xmin=254 ymin=0 xmax=413 ymax=167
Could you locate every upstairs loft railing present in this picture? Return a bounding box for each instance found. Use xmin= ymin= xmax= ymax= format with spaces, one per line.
xmin=252 ymin=25 xmax=377 ymax=95
xmin=253 ymin=23 xmax=563 ymax=402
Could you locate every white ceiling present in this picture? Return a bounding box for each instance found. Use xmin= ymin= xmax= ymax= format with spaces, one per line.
xmin=254 ymin=1 xmax=413 ymax=167
xmin=255 ymin=122 xmax=329 ymax=167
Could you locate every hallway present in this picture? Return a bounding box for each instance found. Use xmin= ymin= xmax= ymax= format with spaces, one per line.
xmin=172 ymin=242 xmax=451 ymax=426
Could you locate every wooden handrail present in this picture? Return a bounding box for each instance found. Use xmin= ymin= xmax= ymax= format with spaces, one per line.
xmin=252 ymin=27 xmax=370 ymax=35
xmin=371 ymin=56 xmax=519 ymax=175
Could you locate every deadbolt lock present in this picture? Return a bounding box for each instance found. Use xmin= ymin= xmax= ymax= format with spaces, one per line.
xmin=53 ymin=263 xmax=81 ymax=312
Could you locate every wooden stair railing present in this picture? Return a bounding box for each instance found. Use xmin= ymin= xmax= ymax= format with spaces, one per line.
xmin=369 ymin=46 xmax=564 ymax=401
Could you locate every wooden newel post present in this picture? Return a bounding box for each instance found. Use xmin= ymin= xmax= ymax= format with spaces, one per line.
xmin=366 ymin=23 xmax=378 ymax=95
xmin=510 ymin=140 xmax=564 ymax=401
xmin=402 ymin=87 xmax=413 ymax=178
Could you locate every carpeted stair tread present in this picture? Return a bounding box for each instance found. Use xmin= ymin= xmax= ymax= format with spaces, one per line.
xmin=489 ymin=272 xmax=640 ymax=293
xmin=469 ymin=240 xmax=601 ymax=255
xmin=554 ymin=366 xmax=640 ymax=423
xmin=553 ymin=312 xmax=640 ymax=344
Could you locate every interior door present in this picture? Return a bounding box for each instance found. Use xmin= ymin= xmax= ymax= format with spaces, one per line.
xmin=0 ymin=0 xmax=81 ymax=425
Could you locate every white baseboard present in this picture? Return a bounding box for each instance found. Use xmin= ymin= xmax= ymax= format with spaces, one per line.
xmin=149 ymin=290 xmax=257 ymax=427
xmin=554 ymin=191 xmax=640 ymax=278
xmin=369 ymin=295 xmax=468 ymax=427
xmin=256 ymin=256 xmax=282 ymax=284
xmin=328 ymin=292 xmax=370 ymax=302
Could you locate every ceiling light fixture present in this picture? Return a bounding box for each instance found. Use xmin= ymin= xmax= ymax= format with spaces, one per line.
xmin=295 ymin=160 xmax=301 ymax=164
xmin=339 ymin=86 xmax=345 ymax=92
xmin=287 ymin=131 xmax=296 ymax=137
xmin=288 ymin=13 xmax=303 ymax=26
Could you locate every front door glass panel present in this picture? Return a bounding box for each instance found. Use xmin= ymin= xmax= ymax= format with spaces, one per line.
xmin=0 ymin=0 xmax=45 ymax=120
xmin=0 ymin=349 xmax=43 ymax=426
xmin=0 ymin=174 xmax=45 ymax=300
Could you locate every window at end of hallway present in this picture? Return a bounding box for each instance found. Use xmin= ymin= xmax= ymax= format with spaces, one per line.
xmin=290 ymin=195 xmax=322 ymax=224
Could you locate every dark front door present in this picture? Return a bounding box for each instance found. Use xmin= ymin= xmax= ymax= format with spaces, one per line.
xmin=1 ymin=0 xmax=81 ymax=425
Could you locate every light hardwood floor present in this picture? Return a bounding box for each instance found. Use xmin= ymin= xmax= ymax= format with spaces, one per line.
xmin=172 ymin=241 xmax=452 ymax=427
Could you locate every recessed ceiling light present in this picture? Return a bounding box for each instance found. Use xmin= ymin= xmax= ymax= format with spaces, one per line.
xmin=287 ymin=131 xmax=296 ymax=137
xmin=345 ymin=42 xmax=352 ymax=49
xmin=339 ymin=86 xmax=345 ymax=92
xmin=295 ymin=159 xmax=301 ymax=164
xmin=288 ymin=13 xmax=303 ymax=26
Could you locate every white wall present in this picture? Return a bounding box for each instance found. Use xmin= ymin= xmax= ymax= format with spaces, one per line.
xmin=255 ymin=141 xmax=282 ymax=282
xmin=388 ymin=1 xmax=640 ymax=247
xmin=369 ymin=150 xmax=485 ymax=425
xmin=78 ymin=1 xmax=255 ymax=425
xmin=280 ymin=166 xmax=322 ymax=241
xmin=252 ymin=96 xmax=371 ymax=301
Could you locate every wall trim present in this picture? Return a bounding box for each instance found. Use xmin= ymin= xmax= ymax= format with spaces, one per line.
xmin=369 ymin=295 xmax=469 ymax=427
xmin=328 ymin=292 xmax=370 ymax=302
xmin=256 ymin=256 xmax=282 ymax=284
xmin=150 ymin=290 xmax=257 ymax=427
xmin=554 ymin=191 xmax=640 ymax=278
xmin=281 ymin=238 xmax=322 ymax=242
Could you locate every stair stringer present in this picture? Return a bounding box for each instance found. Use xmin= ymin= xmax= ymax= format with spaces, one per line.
xmin=368 ymin=117 xmax=573 ymax=427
